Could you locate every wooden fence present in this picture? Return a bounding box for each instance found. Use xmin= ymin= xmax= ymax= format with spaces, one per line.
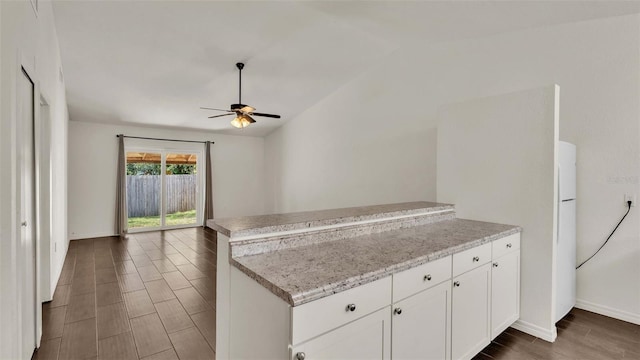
xmin=127 ymin=175 xmax=197 ymax=217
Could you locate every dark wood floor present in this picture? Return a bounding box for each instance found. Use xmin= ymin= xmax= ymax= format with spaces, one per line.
xmin=473 ymin=309 xmax=640 ymax=360
xmin=35 ymin=227 xmax=639 ymax=360
xmin=34 ymin=227 xmax=217 ymax=360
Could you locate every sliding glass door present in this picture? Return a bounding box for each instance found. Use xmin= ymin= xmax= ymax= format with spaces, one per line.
xmin=164 ymin=152 xmax=198 ymax=226
xmin=126 ymin=148 xmax=202 ymax=231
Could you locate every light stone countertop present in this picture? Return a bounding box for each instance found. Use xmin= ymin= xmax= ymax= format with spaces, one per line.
xmin=231 ymin=218 xmax=521 ymax=306
xmin=209 ymin=201 xmax=454 ymax=238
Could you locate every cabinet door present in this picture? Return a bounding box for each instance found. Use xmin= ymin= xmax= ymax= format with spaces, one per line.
xmin=392 ymin=281 xmax=451 ymax=360
xmin=491 ymin=250 xmax=520 ymax=339
xmin=451 ymin=263 xmax=491 ymax=360
xmin=291 ymin=307 xmax=391 ymax=360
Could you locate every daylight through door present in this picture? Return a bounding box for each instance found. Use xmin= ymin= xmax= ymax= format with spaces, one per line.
xmin=126 ymin=149 xmax=201 ymax=230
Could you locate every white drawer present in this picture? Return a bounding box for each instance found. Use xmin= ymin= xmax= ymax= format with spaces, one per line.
xmin=492 ymin=233 xmax=521 ymax=259
xmin=291 ymin=275 xmax=392 ymax=345
xmin=453 ymin=242 xmax=491 ymax=277
xmin=392 ymin=256 xmax=452 ymax=302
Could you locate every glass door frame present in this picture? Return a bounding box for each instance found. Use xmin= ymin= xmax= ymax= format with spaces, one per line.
xmin=125 ymin=142 xmax=204 ymax=232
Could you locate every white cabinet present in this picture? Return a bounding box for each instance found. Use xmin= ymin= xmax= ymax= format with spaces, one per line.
xmin=491 ymin=239 xmax=520 ymax=339
xmin=451 ymin=263 xmax=491 ymax=360
xmin=228 ymin=233 xmax=520 ymax=360
xmin=392 ymin=280 xmax=451 ymax=360
xmin=292 ymin=276 xmax=392 ymax=345
xmin=291 ymin=307 xmax=391 ymax=360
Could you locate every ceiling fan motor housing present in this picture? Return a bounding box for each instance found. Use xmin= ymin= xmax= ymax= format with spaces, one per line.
xmin=230 ymin=103 xmax=248 ymax=111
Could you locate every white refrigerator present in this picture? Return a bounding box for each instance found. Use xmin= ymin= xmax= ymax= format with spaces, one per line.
xmin=556 ymin=141 xmax=576 ymax=322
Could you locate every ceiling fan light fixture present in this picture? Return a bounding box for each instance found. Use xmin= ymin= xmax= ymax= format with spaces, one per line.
xmin=230 ymin=114 xmax=253 ymax=129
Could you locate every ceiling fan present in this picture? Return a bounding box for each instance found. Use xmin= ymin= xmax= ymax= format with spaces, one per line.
xmin=201 ymin=62 xmax=281 ymax=129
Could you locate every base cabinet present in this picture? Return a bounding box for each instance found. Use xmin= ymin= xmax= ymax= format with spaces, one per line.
xmin=229 ymin=234 xmax=520 ymax=360
xmin=451 ymin=263 xmax=491 ymax=360
xmin=391 ymin=280 xmax=451 ymax=360
xmin=491 ymin=250 xmax=520 ymax=339
xmin=291 ymin=307 xmax=391 ymax=360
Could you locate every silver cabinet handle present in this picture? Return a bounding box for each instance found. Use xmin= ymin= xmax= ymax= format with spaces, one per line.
xmin=295 ymin=352 xmax=306 ymax=360
xmin=424 ymin=274 xmax=432 ymax=281
xmin=394 ymin=307 xmax=402 ymax=315
xmin=506 ymin=243 xmax=512 ymax=248
xmin=454 ymin=281 xmax=460 ymax=287
xmin=493 ymin=262 xmax=499 ymax=267
xmin=21 ymin=221 xmax=27 ymax=227
xmin=472 ymin=256 xmax=480 ymax=262
xmin=345 ymin=304 xmax=356 ymax=312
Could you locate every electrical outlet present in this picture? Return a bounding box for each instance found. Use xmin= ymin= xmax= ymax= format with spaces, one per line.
xmin=625 ymin=193 xmax=636 ymax=207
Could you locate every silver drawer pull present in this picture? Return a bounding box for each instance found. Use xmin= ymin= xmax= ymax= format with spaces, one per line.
xmin=424 ymin=274 xmax=432 ymax=281
xmin=454 ymin=281 xmax=460 ymax=287
xmin=295 ymin=352 xmax=306 ymax=360
xmin=493 ymin=262 xmax=499 ymax=267
xmin=345 ymin=303 xmax=356 ymax=312
xmin=472 ymin=256 xmax=480 ymax=262
xmin=394 ymin=307 xmax=402 ymax=315
xmin=506 ymin=243 xmax=513 ymax=248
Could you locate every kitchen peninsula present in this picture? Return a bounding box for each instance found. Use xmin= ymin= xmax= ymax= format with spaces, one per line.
xmin=208 ymin=202 xmax=521 ymax=360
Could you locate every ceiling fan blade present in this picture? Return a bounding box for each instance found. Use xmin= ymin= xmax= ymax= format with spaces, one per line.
xmin=251 ymin=112 xmax=281 ymax=119
xmin=240 ymin=106 xmax=256 ymax=113
xmin=246 ymin=115 xmax=256 ymax=123
xmin=201 ymin=107 xmax=232 ymax=112
xmin=208 ymin=113 xmax=234 ymax=119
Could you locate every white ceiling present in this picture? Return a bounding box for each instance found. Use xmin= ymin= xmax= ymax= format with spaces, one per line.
xmin=53 ymin=1 xmax=640 ymax=137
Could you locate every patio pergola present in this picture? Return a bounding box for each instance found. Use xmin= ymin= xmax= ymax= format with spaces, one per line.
xmin=126 ymin=152 xmax=197 ymax=164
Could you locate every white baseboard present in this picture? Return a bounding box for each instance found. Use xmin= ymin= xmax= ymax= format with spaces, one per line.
xmin=69 ymin=232 xmax=117 ymax=240
xmin=575 ymin=299 xmax=640 ymax=325
xmin=511 ymin=319 xmax=557 ymax=343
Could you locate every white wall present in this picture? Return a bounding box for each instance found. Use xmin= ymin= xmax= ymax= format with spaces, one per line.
xmin=67 ymin=121 xmax=265 ymax=240
xmin=0 ymin=0 xmax=70 ymax=358
xmin=438 ymin=85 xmax=559 ymax=340
xmin=264 ymin=15 xmax=639 ymax=324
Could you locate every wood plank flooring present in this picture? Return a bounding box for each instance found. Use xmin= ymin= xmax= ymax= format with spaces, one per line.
xmin=36 ymin=227 xmax=639 ymax=359
xmin=473 ymin=309 xmax=640 ymax=360
xmin=35 ymin=227 xmax=217 ymax=360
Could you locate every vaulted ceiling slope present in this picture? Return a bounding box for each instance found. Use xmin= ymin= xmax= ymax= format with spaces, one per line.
xmin=53 ymin=1 xmax=640 ymax=137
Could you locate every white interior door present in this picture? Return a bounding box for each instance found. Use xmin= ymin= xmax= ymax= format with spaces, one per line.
xmin=18 ymin=67 xmax=37 ymax=359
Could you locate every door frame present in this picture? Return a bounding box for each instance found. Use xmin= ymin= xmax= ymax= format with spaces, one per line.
xmin=36 ymin=93 xmax=53 ymax=302
xmin=124 ymin=143 xmax=204 ymax=232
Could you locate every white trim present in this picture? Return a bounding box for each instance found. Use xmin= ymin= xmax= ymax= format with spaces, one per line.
xmin=128 ymin=224 xmax=200 ymax=234
xmin=575 ymin=299 xmax=640 ymax=325
xmin=69 ymin=224 xmax=204 ymax=241
xmin=229 ymin=209 xmax=455 ymax=242
xmin=36 ymin=93 xmax=53 ymax=302
xmin=511 ymin=319 xmax=557 ymax=343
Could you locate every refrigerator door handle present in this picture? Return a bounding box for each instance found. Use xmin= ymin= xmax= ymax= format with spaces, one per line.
xmin=557 ymin=166 xmax=561 ymax=244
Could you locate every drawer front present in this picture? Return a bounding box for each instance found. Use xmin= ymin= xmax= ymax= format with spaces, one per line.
xmin=291 ymin=275 xmax=392 ymax=345
xmin=492 ymin=233 xmax=521 ymax=259
xmin=453 ymin=242 xmax=491 ymax=277
xmin=392 ymin=256 xmax=452 ymax=302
